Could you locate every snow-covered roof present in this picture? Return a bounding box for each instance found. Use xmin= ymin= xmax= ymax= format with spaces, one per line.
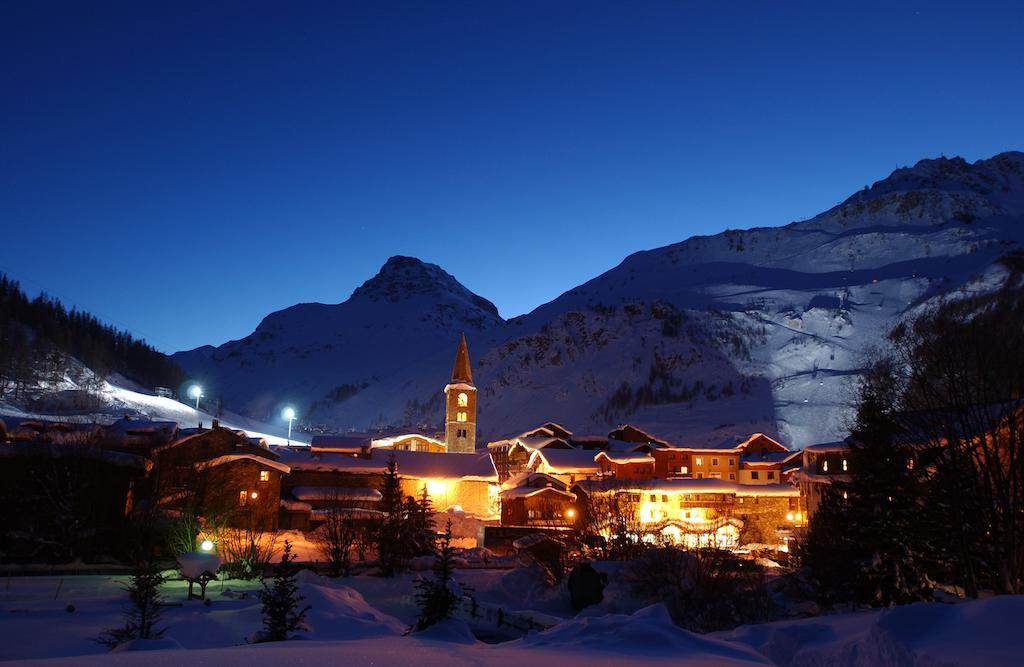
xmin=290 ymin=486 xmax=382 ymax=502
xmin=371 ymin=433 xmax=444 ymax=448
xmin=741 ymin=450 xmax=802 ymax=466
xmin=595 ymin=451 xmax=656 ymax=465
xmin=802 ymin=441 xmax=852 ymax=454
xmin=501 ymin=470 xmax=569 ymax=491
xmin=499 ymin=486 xmax=577 ymax=502
xmin=573 ymin=477 xmax=799 ymax=498
xmin=790 ymin=469 xmax=851 ymax=485
xmin=194 ymin=454 xmax=290 ymax=474
xmin=311 ymin=434 xmax=372 ymax=452
xmin=529 ymin=448 xmax=601 ymax=474
xmin=275 ymin=447 xmax=498 ymax=482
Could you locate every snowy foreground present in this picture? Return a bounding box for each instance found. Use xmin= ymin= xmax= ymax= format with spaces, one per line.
xmin=1 ymin=569 xmax=1019 ymax=666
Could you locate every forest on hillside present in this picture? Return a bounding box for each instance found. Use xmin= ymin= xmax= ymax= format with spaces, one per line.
xmin=0 ymin=273 xmax=185 ymax=400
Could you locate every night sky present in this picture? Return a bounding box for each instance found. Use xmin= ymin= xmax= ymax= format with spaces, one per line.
xmin=2 ymin=1 xmax=1022 ymax=353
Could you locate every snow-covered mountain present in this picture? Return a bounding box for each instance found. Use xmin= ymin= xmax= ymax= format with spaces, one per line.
xmin=174 ymin=152 xmax=1024 ymax=447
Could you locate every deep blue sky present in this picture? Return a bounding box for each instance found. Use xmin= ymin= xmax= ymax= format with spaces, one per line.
xmin=2 ymin=1 xmax=1022 ymax=353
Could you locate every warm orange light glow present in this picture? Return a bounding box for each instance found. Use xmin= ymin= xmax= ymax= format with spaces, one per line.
xmin=566 ymin=508 xmax=576 ymax=519
xmin=786 ymin=512 xmax=795 ymax=521
xmin=250 ymin=491 xmax=258 ymax=500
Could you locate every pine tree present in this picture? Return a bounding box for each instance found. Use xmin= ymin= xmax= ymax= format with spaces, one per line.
xmin=405 ymin=487 xmax=436 ymax=558
xmin=412 ymin=519 xmax=465 ymax=632
xmin=97 ymin=558 xmax=166 ymax=648
xmin=802 ymin=388 xmax=934 ymax=607
xmin=256 ymin=541 xmax=311 ymax=642
xmin=376 ymin=455 xmax=407 ymax=576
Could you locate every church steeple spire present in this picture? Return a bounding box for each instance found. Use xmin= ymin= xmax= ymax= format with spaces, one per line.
xmin=444 ymin=333 xmax=476 ymax=453
xmin=450 ymin=332 xmax=474 ymax=384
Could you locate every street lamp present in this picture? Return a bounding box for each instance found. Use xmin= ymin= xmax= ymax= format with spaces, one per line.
xmin=283 ymin=406 xmax=296 ymax=445
xmin=188 ymin=384 xmax=203 ymax=411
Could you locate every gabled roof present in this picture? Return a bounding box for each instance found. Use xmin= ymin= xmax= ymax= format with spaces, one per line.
xmin=741 ymin=450 xmax=802 ymax=466
xmin=499 ymin=485 xmax=577 ymax=502
xmin=450 ymin=332 xmax=474 ymax=384
xmin=194 ymin=454 xmax=290 ymax=474
xmin=608 ymin=424 xmax=671 ymax=447
xmin=501 ymin=470 xmax=570 ymax=492
xmin=528 ymin=448 xmax=601 ymax=474
xmin=595 ymin=451 xmax=656 ymax=465
xmin=153 ymin=426 xmax=280 ymax=458
xmin=311 ymin=434 xmax=372 ymax=452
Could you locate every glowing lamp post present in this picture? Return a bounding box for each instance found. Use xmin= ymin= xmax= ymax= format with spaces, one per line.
xmin=189 ymin=384 xmax=203 ymax=411
xmin=283 ymin=406 xmax=296 ymax=445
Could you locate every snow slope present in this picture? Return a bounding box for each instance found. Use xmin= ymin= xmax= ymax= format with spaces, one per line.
xmin=174 ymin=152 xmax=1024 ymax=446
xmin=2 ymin=570 xmax=1021 ymax=666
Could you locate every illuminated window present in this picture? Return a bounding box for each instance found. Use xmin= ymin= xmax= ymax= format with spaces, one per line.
xmin=680 ymin=465 xmax=688 ymax=474
xmin=259 ymin=470 xmax=270 ymax=482
xmin=842 ymin=458 xmax=848 ymax=472
xmin=457 ymin=392 xmax=468 ymax=407
xmin=695 ymin=457 xmax=704 ymax=466
xmin=456 ymin=411 xmax=467 ymax=423
xmin=823 ymin=460 xmax=829 ymax=472
xmin=238 ymin=490 xmax=247 ymax=507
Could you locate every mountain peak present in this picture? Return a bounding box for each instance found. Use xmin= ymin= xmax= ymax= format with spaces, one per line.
xmin=842 ymin=150 xmax=1024 ymax=207
xmin=352 ymin=256 xmax=502 ymax=319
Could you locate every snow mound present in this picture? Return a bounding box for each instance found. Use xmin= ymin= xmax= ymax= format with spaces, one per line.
xmin=111 ymin=637 xmax=185 ymax=652
xmin=298 ymin=579 xmax=406 ymax=640
xmin=515 ymin=604 xmax=767 ymax=663
xmin=412 ymin=618 xmax=479 ymax=644
xmin=722 ymin=595 xmax=1024 ymax=667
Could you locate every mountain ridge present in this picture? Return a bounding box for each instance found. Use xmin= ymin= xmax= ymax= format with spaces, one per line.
xmin=172 ymin=151 xmax=1024 ymax=446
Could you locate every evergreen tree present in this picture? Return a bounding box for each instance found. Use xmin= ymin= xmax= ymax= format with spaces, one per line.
xmin=411 ymin=519 xmax=465 ymax=632
xmin=256 ymin=541 xmax=310 ymax=642
xmin=375 ymin=455 xmax=406 ymax=576
xmin=802 ymin=387 xmax=934 ymax=607
xmin=97 ymin=558 xmax=166 ymax=648
xmin=406 ymin=487 xmax=436 ymax=558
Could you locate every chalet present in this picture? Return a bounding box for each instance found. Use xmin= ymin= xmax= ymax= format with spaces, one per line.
xmin=150 ymin=422 xmax=288 ymax=531
xmin=573 ymin=477 xmax=803 ymax=548
xmin=498 ymin=471 xmax=577 ymax=527
xmin=595 ymin=450 xmax=656 ymax=480
xmin=526 ymin=447 xmax=602 ymax=485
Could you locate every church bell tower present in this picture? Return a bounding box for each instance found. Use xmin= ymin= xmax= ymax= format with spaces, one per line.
xmin=444 ymin=333 xmax=476 ymax=454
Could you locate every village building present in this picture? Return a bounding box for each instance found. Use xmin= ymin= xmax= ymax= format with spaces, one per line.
xmin=792 ymin=440 xmax=854 ymax=521
xmin=276 ymin=446 xmax=500 ymax=525
xmin=498 ymin=471 xmax=577 ymax=527
xmin=572 ymin=477 xmax=803 ymax=549
xmin=148 ymin=421 xmax=288 ymax=532
xmin=371 ymin=432 xmax=446 ymax=453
